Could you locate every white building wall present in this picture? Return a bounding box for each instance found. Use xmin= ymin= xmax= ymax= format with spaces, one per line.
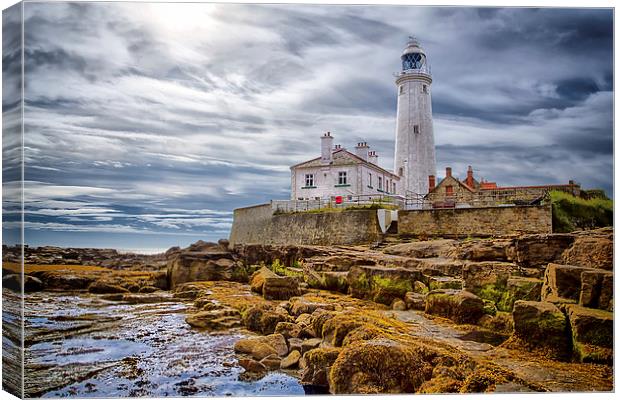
xmin=394 ymin=73 xmax=437 ymax=196
xmin=292 ymin=162 xmax=400 ymax=201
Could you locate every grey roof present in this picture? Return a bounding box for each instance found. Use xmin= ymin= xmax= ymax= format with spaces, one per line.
xmin=291 ymin=149 xmax=399 ymax=179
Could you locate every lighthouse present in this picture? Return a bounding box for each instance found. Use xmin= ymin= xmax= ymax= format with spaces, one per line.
xmin=393 ymin=36 xmax=437 ymax=197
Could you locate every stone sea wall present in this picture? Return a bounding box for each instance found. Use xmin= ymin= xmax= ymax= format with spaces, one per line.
xmin=229 ymin=204 xmax=381 ymax=246
xmin=398 ymin=204 xmax=552 ymax=237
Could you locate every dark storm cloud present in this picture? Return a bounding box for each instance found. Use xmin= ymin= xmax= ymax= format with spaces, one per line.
xmin=9 ymin=3 xmax=613 ymax=249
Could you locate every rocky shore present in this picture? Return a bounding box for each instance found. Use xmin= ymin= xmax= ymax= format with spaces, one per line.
xmin=2 ymin=228 xmax=613 ymax=395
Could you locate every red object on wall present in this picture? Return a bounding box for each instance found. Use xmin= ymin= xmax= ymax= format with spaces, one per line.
xmin=335 ymin=196 xmax=343 ymax=204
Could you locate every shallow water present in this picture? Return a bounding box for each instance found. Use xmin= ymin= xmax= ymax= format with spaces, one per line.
xmin=21 ymin=291 xmax=305 ymax=397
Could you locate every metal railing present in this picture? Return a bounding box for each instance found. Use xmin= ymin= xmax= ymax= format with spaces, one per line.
xmin=271 ymin=194 xmax=405 ymax=214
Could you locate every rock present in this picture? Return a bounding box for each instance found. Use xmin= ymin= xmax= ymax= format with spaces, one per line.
xmin=88 ymin=280 xmax=130 ymax=294
xmin=303 ymin=266 xmax=348 ymax=293
xmin=281 ymin=350 xmax=301 ymax=369
xmin=261 ymin=333 xmax=289 ymax=357
xmin=242 ymin=304 xmax=292 ymax=334
xmin=238 ymin=358 xmax=266 ymax=373
xmin=310 ymin=309 xmax=337 ymax=339
xmin=413 ymin=281 xmax=429 ymax=294
xmin=417 ymin=258 xmax=466 ymax=277
xmin=540 ymin=263 xmax=595 ymax=303
xmin=511 ymin=300 xmax=569 ymax=358
xmin=428 ymin=276 xmax=463 ymax=291
xmin=321 ymin=314 xmax=364 ymax=347
xmin=482 ymin=299 xmax=497 ymax=316
xmin=289 ymin=300 xmax=335 ymax=317
xmin=149 ymin=270 xmax=169 ymax=290
xmin=2 ymin=274 xmax=43 ymax=292
xmin=260 ymin=354 xmax=282 ymax=370
xmin=262 ymin=275 xmax=301 ymax=300
xmin=383 ymin=239 xmax=457 ymax=258
xmin=234 ymin=337 xmax=279 ymax=361
xmin=172 ymin=282 xmax=210 ymax=299
xmin=450 ymin=239 xmax=514 ymax=261
xmin=561 ymin=235 xmax=612 ymax=271
xmin=167 ymin=249 xmax=246 ymax=288
xmin=33 ymin=271 xmax=95 ymax=290
xmin=425 ymin=290 xmax=484 ymax=324
xmin=462 ymin=262 xmax=519 ymax=303
xmin=404 ymin=292 xmax=426 ymax=310
xmin=329 ymin=339 xmax=426 ymax=394
xmin=478 ymin=312 xmax=514 ymax=334
xmin=250 ymin=267 xmax=276 ymax=294
xmin=500 ymin=277 xmax=543 ymax=311
xmin=121 ymin=294 xmax=179 ymax=304
xmin=138 ymin=285 xmax=159 ymax=293
xmin=301 ymin=338 xmax=322 ymax=354
xmin=288 ymin=338 xmax=303 ymax=353
xmin=579 ymin=270 xmax=613 ymax=311
xmin=185 ymin=308 xmax=241 ymax=330
xmin=217 ymin=238 xmax=230 ymax=250
xmin=566 ymin=305 xmax=613 ymax=364
xmin=274 ymin=322 xmax=302 ymax=339
xmin=391 ymin=299 xmax=407 ymax=311
xmin=341 ymin=325 xmax=383 ymax=347
xmin=299 ymin=347 xmax=341 ymax=387
xmin=511 ymin=234 xmax=575 ymax=268
xmin=347 ymin=265 xmax=425 ymax=305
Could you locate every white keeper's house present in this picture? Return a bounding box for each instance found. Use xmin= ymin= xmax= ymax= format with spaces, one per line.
xmin=290 ymin=132 xmax=401 ymax=201
xmin=290 ymin=36 xmax=437 ymax=202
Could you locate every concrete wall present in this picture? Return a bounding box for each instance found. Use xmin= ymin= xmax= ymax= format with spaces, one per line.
xmin=229 ymin=205 xmax=382 ymax=246
xmin=398 ymin=204 xmax=552 ymax=237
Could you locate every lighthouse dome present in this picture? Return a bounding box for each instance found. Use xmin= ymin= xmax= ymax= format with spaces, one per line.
xmin=401 ymin=36 xmax=428 ymax=72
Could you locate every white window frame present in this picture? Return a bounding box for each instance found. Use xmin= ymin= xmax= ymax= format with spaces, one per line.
xmin=338 ymin=171 xmax=347 ymax=185
xmin=305 ymin=174 xmax=314 ymax=187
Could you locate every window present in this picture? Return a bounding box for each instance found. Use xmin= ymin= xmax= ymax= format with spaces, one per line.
xmin=368 ymin=173 xmax=373 ymax=188
xmin=393 ymin=182 xmax=397 ymax=193
xmin=338 ymin=171 xmax=347 ymax=185
xmin=399 ymin=85 xmax=404 ymax=95
xmin=378 ymin=177 xmax=383 ymax=191
xmin=413 ymin=125 xmax=420 ymax=134
xmin=423 ymin=84 xmax=428 ymax=94
xmin=304 ymin=174 xmax=314 ymax=187
xmin=398 ymin=167 xmax=403 ymax=177
xmin=446 ymin=185 xmax=454 ymax=196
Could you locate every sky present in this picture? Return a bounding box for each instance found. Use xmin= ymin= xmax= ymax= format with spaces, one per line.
xmin=1 ymin=2 xmax=614 ymax=250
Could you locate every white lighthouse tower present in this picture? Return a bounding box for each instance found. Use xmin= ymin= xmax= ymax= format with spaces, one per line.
xmin=394 ymin=36 xmax=437 ymax=197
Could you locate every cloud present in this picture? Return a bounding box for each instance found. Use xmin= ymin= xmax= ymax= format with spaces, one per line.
xmin=5 ymin=3 xmax=612 ymax=248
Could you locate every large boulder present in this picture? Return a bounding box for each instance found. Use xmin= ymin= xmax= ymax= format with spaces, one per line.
xmin=329 ymin=339 xmax=427 ymax=394
xmin=321 ymin=314 xmax=364 ymax=347
xmin=425 ymin=290 xmax=484 ymax=324
xmin=540 ymin=263 xmax=594 ymax=303
xmin=511 ymin=234 xmax=575 ymax=268
xmin=234 ymin=334 xmax=288 ymax=361
xmin=185 ymin=307 xmax=241 ymax=330
xmin=382 ymin=239 xmax=457 ymax=258
xmin=579 ymin=270 xmax=613 ymax=311
xmin=347 ymin=265 xmax=425 ymax=305
xmin=31 ymin=271 xmax=95 ymax=290
xmin=450 ymin=239 xmax=514 ymax=262
xmin=566 ymin=305 xmax=613 ymax=364
xmin=500 ymin=277 xmax=543 ymax=311
xmin=303 ymin=265 xmax=348 ymax=293
xmin=289 ymin=299 xmax=335 ymax=317
xmin=511 ymin=300 xmax=570 ymax=358
xmin=250 ymin=267 xmax=276 ymax=294
xmin=2 ymin=274 xmax=43 ymax=292
xmin=561 ymin=235 xmax=613 ymax=271
xmin=462 ymin=262 xmax=519 ymax=302
xmin=404 ymin=292 xmax=426 ymax=310
xmin=167 ymin=250 xmax=246 ymax=288
xmin=88 ymin=280 xmax=130 ymax=294
xmin=262 ymin=275 xmax=301 ymax=300
xmin=242 ymin=304 xmax=292 ymax=334
xmin=300 ymin=347 xmax=342 ymax=388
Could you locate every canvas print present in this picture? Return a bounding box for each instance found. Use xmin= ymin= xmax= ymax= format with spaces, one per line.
xmin=1 ymin=1 xmax=614 ymax=397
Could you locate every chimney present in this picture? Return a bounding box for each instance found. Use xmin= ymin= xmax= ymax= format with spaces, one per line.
xmin=445 ymin=167 xmax=452 ymax=178
xmin=355 ymin=142 xmax=370 ymax=161
xmin=321 ymin=132 xmax=334 ymax=164
xmin=465 ymin=165 xmax=474 ymax=188
xmin=368 ymin=150 xmax=378 ymax=165
xmin=428 ymin=175 xmax=436 ymax=192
